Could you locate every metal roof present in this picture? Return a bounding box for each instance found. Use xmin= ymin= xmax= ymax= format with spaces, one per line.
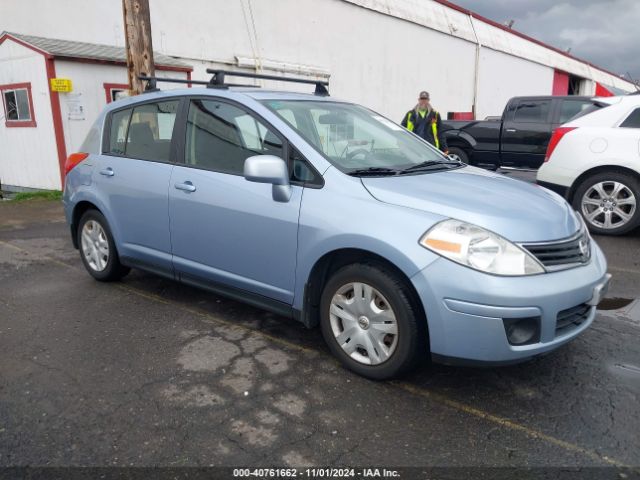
xmin=2 ymin=31 xmax=191 ymax=70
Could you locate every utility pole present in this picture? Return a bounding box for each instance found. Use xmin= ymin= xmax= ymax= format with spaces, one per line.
xmin=122 ymin=0 xmax=155 ymax=95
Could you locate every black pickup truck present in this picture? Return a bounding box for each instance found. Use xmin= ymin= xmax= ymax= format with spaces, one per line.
xmin=443 ymin=96 xmax=602 ymax=170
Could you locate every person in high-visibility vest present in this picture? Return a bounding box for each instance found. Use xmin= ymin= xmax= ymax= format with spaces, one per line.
xmin=401 ymin=91 xmax=448 ymax=154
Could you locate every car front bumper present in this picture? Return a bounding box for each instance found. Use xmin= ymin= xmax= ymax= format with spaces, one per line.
xmin=410 ymin=241 xmax=609 ymax=365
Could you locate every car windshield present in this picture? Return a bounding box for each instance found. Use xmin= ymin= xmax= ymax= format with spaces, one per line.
xmin=261 ymin=100 xmax=461 ymax=174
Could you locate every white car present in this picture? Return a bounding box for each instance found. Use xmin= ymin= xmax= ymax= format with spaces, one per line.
xmin=537 ymin=94 xmax=640 ymax=235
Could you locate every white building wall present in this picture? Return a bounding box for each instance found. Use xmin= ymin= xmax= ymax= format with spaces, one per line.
xmin=1 ymin=0 xmax=637 ymax=185
xmin=2 ymin=0 xmax=636 ymax=119
xmin=53 ymin=60 xmax=188 ymax=154
xmin=475 ymin=48 xmax=555 ymax=119
xmin=2 ymin=0 xmax=635 ymax=102
xmin=207 ymin=0 xmax=477 ymax=121
xmin=0 ymin=40 xmax=59 ymax=190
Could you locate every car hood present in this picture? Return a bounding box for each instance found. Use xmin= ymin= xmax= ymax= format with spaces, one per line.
xmin=361 ymin=166 xmax=580 ymax=242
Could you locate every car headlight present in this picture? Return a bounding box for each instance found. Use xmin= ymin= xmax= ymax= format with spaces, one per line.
xmin=420 ymin=219 xmax=545 ymax=276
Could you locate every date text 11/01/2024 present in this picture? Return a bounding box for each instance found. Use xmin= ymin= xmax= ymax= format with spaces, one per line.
xmin=232 ymin=468 xmax=401 ymax=477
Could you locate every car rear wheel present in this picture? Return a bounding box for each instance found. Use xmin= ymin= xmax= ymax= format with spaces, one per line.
xmin=319 ymin=263 xmax=426 ymax=380
xmin=572 ymin=172 xmax=640 ymax=235
xmin=77 ymin=210 xmax=130 ymax=281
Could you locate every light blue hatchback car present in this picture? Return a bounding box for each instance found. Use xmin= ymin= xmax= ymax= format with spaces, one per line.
xmin=64 ymin=71 xmax=611 ymax=379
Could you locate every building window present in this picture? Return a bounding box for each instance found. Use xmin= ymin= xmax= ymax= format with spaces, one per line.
xmin=1 ymin=82 xmax=36 ymax=127
xmin=103 ymin=83 xmax=129 ymax=104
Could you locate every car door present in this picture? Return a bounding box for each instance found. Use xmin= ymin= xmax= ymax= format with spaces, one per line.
xmin=168 ymin=97 xmax=303 ymax=307
xmin=500 ymin=98 xmax=553 ymax=168
xmin=94 ymin=98 xmax=180 ymax=274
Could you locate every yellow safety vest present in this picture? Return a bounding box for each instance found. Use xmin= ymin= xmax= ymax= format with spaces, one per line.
xmin=405 ymin=110 xmax=440 ymax=149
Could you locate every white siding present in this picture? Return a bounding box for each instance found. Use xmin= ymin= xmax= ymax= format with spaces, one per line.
xmin=1 ymin=0 xmax=635 ymax=103
xmin=0 ymin=40 xmax=59 ymax=190
xmin=475 ymin=49 xmax=555 ymax=119
xmin=344 ymin=0 xmax=636 ymax=93
xmin=149 ymin=0 xmax=477 ymax=121
xmin=1 ymin=0 xmax=637 ymax=189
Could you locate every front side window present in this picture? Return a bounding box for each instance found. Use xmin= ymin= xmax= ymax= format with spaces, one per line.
xmin=289 ymin=146 xmax=321 ymax=185
xmin=513 ymin=100 xmax=550 ymax=123
xmin=1 ymin=83 xmax=35 ymax=127
xmin=185 ymin=99 xmax=283 ymax=175
xmin=262 ymin=100 xmax=455 ymax=174
xmin=620 ymin=108 xmax=640 ymax=128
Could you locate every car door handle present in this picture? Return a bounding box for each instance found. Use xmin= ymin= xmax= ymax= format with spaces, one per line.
xmin=99 ymin=168 xmax=114 ymax=177
xmin=505 ymin=128 xmax=517 ymax=133
xmin=174 ymin=181 xmax=196 ymax=193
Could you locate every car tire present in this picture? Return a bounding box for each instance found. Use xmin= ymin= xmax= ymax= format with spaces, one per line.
xmin=572 ymin=171 xmax=640 ymax=236
xmin=77 ymin=209 xmax=130 ymax=281
xmin=447 ymin=146 xmax=469 ymax=165
xmin=319 ymin=262 xmax=427 ymax=380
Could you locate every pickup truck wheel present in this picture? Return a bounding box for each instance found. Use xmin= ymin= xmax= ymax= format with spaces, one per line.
xmin=447 ymin=147 xmax=469 ymax=164
xmin=77 ymin=210 xmax=131 ymax=281
xmin=319 ymin=263 xmax=427 ymax=380
xmin=572 ymin=172 xmax=640 ymax=235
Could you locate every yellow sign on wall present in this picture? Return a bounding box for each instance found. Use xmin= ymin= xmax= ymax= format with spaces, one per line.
xmin=50 ymin=78 xmax=73 ymax=92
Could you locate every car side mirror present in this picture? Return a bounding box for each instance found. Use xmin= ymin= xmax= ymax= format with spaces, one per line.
xmin=244 ymin=155 xmax=292 ymax=203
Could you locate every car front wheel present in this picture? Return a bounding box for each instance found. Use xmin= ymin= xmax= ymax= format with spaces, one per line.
xmin=572 ymin=172 xmax=640 ymax=235
xmin=319 ymin=263 xmax=427 ymax=380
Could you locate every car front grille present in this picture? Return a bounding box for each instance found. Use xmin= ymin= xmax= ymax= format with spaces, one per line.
xmin=556 ymin=302 xmax=592 ymax=335
xmin=521 ymin=230 xmax=591 ymax=271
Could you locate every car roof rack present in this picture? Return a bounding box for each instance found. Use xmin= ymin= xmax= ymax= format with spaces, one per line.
xmin=139 ymin=70 xmax=330 ymax=96
xmin=206 ymin=69 xmax=329 ymax=96
xmin=138 ymin=75 xmax=256 ymax=92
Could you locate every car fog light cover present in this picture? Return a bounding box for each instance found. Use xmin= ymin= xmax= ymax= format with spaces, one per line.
xmin=420 ymin=219 xmax=545 ymax=275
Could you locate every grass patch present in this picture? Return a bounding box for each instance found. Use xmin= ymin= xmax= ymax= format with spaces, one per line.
xmin=10 ymin=190 xmax=63 ymax=202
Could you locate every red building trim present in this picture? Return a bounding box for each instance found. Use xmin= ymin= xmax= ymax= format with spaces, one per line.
xmin=552 ymin=70 xmax=569 ymax=95
xmin=0 ymin=82 xmax=37 ymax=127
xmin=103 ymin=82 xmax=129 ymax=103
xmin=45 ymin=58 xmax=68 ymax=186
xmin=595 ymin=83 xmax=614 ymax=97
xmin=156 ymin=64 xmax=193 ymax=73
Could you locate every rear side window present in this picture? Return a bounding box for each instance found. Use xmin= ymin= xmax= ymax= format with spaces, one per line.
xmin=127 ymin=101 xmax=179 ymax=161
xmin=108 ymin=109 xmax=131 ymax=155
xmin=107 ymin=100 xmax=179 ymax=161
xmin=558 ymin=100 xmax=594 ymax=124
xmin=513 ymin=100 xmax=550 ymax=123
xmin=620 ymin=108 xmax=640 ymax=128
xmin=185 ymin=99 xmax=283 ymax=175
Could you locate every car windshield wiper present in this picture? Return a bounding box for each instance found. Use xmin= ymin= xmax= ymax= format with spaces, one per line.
xmin=400 ymin=159 xmax=461 ymax=173
xmin=346 ymin=167 xmax=401 ymax=177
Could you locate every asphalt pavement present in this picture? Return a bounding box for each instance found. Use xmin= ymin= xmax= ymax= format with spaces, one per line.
xmin=1 ymin=191 xmax=639 ymax=473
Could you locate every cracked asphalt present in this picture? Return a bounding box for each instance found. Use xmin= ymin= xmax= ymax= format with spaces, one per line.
xmin=1 ymin=197 xmax=639 ymax=470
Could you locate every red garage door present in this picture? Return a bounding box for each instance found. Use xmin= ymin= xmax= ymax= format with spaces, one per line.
xmin=552 ymin=70 xmax=569 ymax=95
